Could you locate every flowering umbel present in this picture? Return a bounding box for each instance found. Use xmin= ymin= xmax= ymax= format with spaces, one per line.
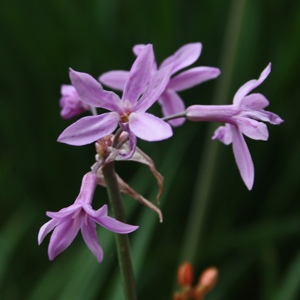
xmin=38 ymin=172 xmax=138 ymax=262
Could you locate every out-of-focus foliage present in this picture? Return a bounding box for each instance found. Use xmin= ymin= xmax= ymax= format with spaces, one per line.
xmin=0 ymin=0 xmax=300 ymax=299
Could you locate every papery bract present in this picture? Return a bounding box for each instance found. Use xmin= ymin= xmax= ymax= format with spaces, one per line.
xmin=38 ymin=172 xmax=138 ymax=262
xmin=93 ymin=135 xmax=164 ymax=222
xmin=57 ymin=44 xmax=173 ymax=158
xmin=186 ymin=63 xmax=283 ymax=190
xmin=99 ymin=43 xmax=221 ymax=127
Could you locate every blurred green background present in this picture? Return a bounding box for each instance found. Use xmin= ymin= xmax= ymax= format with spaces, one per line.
xmin=1 ymin=0 xmax=300 ymax=299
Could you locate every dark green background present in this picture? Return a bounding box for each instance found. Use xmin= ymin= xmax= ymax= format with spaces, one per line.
xmin=1 ymin=0 xmax=300 ymax=299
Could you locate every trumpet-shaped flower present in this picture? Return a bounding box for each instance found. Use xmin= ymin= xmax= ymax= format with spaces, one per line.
xmin=186 ymin=63 xmax=283 ymax=190
xmin=99 ymin=43 xmax=221 ymax=127
xmin=59 ymin=84 xmax=90 ymax=119
xmin=57 ymin=44 xmax=173 ymax=158
xmin=38 ymin=172 xmax=138 ymax=262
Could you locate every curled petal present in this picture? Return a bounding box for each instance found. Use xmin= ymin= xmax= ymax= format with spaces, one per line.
xmin=98 ymin=71 xmax=129 ymax=91
xmin=236 ymin=118 xmax=269 ymax=141
xmin=168 ymin=67 xmax=221 ymax=92
xmin=81 ymin=218 xmax=104 ymax=263
xmin=231 ymin=125 xmax=254 ymax=190
xmin=212 ymin=124 xmax=232 ymax=145
xmin=84 ymin=204 xmax=108 ymax=219
xmin=117 ymin=124 xmax=137 ymax=159
xmin=57 ymin=112 xmax=119 ymax=146
xmin=122 ymin=44 xmax=154 ymax=105
xmin=133 ymin=44 xmax=147 ymax=56
xmin=129 ymin=112 xmax=173 ymax=141
xmin=160 ymin=43 xmax=202 ymax=75
xmin=38 ymin=219 xmax=59 ymax=245
xmin=233 ymin=63 xmax=271 ymax=106
xmin=158 ymin=90 xmax=186 ymax=127
xmin=69 ymin=69 xmax=121 ymax=111
xmin=96 ymin=215 xmax=139 ymax=234
xmin=59 ymin=85 xmax=89 ymax=119
xmin=48 ymin=217 xmax=82 ymax=260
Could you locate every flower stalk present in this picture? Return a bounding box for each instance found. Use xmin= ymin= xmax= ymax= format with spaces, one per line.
xmin=102 ymin=162 xmax=137 ymax=300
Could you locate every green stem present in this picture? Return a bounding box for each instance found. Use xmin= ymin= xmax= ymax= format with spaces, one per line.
xmin=178 ymin=0 xmax=248 ymax=264
xmin=102 ymin=162 xmax=137 ymax=300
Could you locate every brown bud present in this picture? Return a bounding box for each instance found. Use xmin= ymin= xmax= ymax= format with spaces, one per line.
xmin=198 ymin=267 xmax=218 ymax=291
xmin=177 ymin=262 xmax=194 ymax=287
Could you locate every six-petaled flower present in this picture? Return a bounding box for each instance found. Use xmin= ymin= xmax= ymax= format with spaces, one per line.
xmin=186 ymin=63 xmax=283 ymax=190
xmin=38 ymin=172 xmax=138 ymax=262
xmin=99 ymin=43 xmax=221 ymax=127
xmin=57 ymin=44 xmax=173 ymax=158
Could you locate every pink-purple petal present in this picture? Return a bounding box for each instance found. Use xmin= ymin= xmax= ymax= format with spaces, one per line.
xmin=240 ymin=93 xmax=269 ymax=109
xmin=46 ymin=204 xmax=81 ymax=219
xmin=158 ymin=90 xmax=186 ymax=127
xmin=57 ymin=112 xmax=119 ymax=146
xmin=96 ymin=215 xmax=139 ymax=234
xmin=160 ymin=43 xmax=202 ymax=75
xmin=212 ymin=124 xmax=232 ymax=145
xmin=233 ymin=63 xmax=271 ymax=106
xmin=48 ymin=217 xmax=82 ymax=260
xmin=129 ymin=112 xmax=173 ymax=141
xmin=231 ymin=125 xmax=254 ymax=190
xmin=98 ymin=71 xmax=129 ymax=91
xmin=122 ymin=44 xmax=154 ymax=105
xmin=118 ymin=126 xmax=137 ymax=159
xmin=135 ymin=63 xmax=173 ymax=113
xmin=38 ymin=219 xmax=59 ymax=245
xmin=81 ymin=218 xmax=104 ymax=263
xmin=69 ymin=69 xmax=121 ymax=111
xmin=236 ymin=118 xmax=269 ymax=141
xmin=168 ymin=67 xmax=221 ymax=91
xmin=84 ymin=204 xmax=108 ymax=219
xmin=133 ymin=44 xmax=147 ymax=56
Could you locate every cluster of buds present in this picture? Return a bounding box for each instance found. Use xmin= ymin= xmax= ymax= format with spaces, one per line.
xmin=174 ymin=262 xmax=218 ymax=300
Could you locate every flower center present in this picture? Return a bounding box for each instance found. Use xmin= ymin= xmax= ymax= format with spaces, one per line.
xmin=120 ymin=112 xmax=130 ymax=123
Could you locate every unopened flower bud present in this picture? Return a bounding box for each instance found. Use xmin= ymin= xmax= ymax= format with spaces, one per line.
xmin=198 ymin=267 xmax=218 ymax=291
xmin=177 ymin=262 xmax=194 ymax=287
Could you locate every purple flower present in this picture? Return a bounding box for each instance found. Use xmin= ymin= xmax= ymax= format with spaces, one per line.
xmin=59 ymin=85 xmax=90 ymax=119
xmin=99 ymin=43 xmax=221 ymax=126
xmin=186 ymin=63 xmax=283 ymax=190
xmin=38 ymin=172 xmax=138 ymax=262
xmin=57 ymin=44 xmax=173 ymax=158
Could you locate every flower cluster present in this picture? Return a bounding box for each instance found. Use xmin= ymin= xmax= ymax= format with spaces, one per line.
xmin=40 ymin=42 xmax=283 ymax=263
